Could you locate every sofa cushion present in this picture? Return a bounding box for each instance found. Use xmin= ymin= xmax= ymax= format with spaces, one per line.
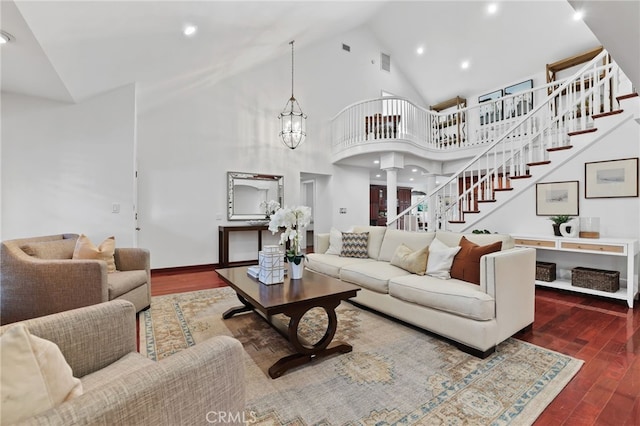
xmin=340 ymin=261 xmax=410 ymax=293
xmin=389 ymin=275 xmax=496 ymax=321
xmin=426 ymin=238 xmax=460 ymax=279
xmin=73 ymin=235 xmax=117 ymax=273
xmin=435 ymin=231 xmax=514 ymax=251
xmin=108 ymin=270 xmax=147 ymax=299
xmin=0 ymin=324 xmax=83 ymax=424
xmin=451 ymin=237 xmax=502 ymax=285
xmin=21 ymin=238 xmax=77 ymax=260
xmin=325 ymin=227 xmax=343 ymax=255
xmin=340 ymin=232 xmax=369 ymax=258
xmin=81 ymin=352 xmax=153 ymax=391
xmin=306 ymin=253 xmax=375 ymax=278
xmin=378 ymin=229 xmax=435 ymax=262
xmin=352 ymin=226 xmax=387 ymax=259
xmin=390 ymin=244 xmax=429 ymax=275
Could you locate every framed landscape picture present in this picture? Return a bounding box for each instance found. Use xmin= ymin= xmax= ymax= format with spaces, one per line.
xmin=504 ymin=79 xmax=533 ymax=120
xmin=536 ymin=181 xmax=579 ymax=216
xmin=478 ymin=89 xmax=503 ymax=125
xmin=585 ymin=157 xmax=639 ymax=198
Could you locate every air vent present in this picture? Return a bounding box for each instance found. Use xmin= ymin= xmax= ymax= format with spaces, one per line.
xmin=381 ymin=52 xmax=391 ymax=72
xmin=342 ymin=43 xmax=351 ymax=52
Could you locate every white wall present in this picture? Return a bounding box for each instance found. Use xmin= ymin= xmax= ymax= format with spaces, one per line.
xmin=1 ymin=85 xmax=136 ymax=245
xmin=137 ymin=25 xmax=424 ymax=268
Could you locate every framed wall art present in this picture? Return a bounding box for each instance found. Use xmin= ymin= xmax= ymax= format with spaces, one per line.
xmin=585 ymin=157 xmax=639 ymax=198
xmin=536 ymin=181 xmax=579 ymax=216
xmin=478 ymin=89 xmax=503 ymax=125
xmin=504 ymin=79 xmax=533 ymax=119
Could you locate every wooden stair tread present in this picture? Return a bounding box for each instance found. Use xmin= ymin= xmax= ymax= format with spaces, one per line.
xmin=568 ymin=128 xmax=598 ymax=136
xmin=547 ymin=145 xmax=573 ymax=152
xmin=592 ymin=109 xmax=623 ymax=119
xmin=462 ymin=210 xmax=480 ymax=214
xmin=509 ymin=175 xmax=532 ymax=180
xmin=494 ymin=187 xmax=514 ymax=191
xmin=477 ymin=199 xmax=496 ymax=203
xmin=448 ymin=220 xmax=466 ymax=224
xmin=527 ymin=161 xmax=551 ymax=166
xmin=616 ymin=93 xmax=638 ymax=101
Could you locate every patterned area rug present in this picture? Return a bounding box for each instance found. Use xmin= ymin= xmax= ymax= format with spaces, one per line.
xmin=139 ymin=288 xmax=582 ymax=425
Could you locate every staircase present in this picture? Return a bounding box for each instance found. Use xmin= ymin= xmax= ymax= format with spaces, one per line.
xmin=388 ymin=50 xmax=639 ymax=232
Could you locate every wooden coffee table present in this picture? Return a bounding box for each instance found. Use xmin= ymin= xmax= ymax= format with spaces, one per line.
xmin=216 ymin=266 xmax=360 ymax=378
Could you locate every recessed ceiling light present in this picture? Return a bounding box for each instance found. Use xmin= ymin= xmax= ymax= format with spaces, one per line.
xmin=487 ymin=3 xmax=498 ymax=14
xmin=412 ymin=168 xmax=418 ymax=172
xmin=374 ymin=160 xmax=380 ymax=164
xmin=410 ymin=178 xmax=414 ymax=182
xmin=376 ymin=174 xmax=381 ymax=178
xmin=0 ymin=30 xmax=14 ymax=44
xmin=573 ymin=10 xmax=584 ymax=21
xmin=461 ymin=60 xmax=470 ymax=70
xmin=183 ymin=25 xmax=197 ymax=37
xmin=416 ymin=46 xmax=424 ymax=55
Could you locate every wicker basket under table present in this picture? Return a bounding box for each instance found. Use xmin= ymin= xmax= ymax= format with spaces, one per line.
xmin=571 ymin=267 xmax=620 ymax=293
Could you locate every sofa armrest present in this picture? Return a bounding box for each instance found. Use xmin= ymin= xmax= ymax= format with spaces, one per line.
xmin=481 ymin=248 xmax=536 ymax=341
xmin=1 ymin=300 xmax=137 ymax=378
xmin=315 ymin=233 xmax=330 ymax=254
xmin=0 ymin=256 xmax=108 ymax=324
xmin=20 ymin=336 xmax=246 ymax=426
xmin=114 ymin=248 xmax=150 ymax=272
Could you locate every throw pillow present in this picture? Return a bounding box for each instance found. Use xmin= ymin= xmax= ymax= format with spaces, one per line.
xmin=73 ymin=234 xmax=117 ymax=273
xmin=0 ymin=324 xmax=83 ymax=424
xmin=426 ymin=238 xmax=461 ymax=279
xmin=340 ymin=232 xmax=369 ymax=258
xmin=390 ymin=244 xmax=429 ymax=275
xmin=21 ymin=238 xmax=77 ymax=259
xmin=450 ymin=236 xmax=502 ymax=285
xmin=325 ymin=227 xmax=343 ymax=255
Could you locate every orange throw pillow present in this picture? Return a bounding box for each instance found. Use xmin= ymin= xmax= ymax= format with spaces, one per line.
xmin=450 ymin=236 xmax=502 ymax=285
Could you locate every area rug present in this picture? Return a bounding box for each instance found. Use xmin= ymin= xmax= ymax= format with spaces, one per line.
xmin=139 ymin=288 xmax=583 ymax=425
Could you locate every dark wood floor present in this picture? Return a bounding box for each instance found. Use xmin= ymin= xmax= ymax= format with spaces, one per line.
xmin=150 ymin=268 xmax=639 ymax=425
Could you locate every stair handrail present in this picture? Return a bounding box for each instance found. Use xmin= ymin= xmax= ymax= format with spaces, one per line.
xmin=388 ymin=49 xmax=612 ymax=229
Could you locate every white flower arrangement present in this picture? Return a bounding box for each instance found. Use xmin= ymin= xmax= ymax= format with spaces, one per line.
xmin=260 ymin=199 xmax=281 ymax=218
xmin=268 ymin=205 xmax=312 ymax=264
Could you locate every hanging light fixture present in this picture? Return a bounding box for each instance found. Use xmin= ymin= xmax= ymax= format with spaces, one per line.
xmin=278 ymin=40 xmax=307 ymax=149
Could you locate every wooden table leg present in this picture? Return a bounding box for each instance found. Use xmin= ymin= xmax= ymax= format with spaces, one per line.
xmin=268 ymin=300 xmax=352 ymax=379
xmin=222 ymin=293 xmax=254 ymax=319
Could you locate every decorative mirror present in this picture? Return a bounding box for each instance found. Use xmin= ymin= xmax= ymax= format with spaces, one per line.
xmin=227 ymin=172 xmax=284 ymax=221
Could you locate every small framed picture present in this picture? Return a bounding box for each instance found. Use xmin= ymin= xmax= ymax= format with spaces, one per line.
xmin=504 ymin=79 xmax=533 ymax=119
xmin=478 ymin=89 xmax=503 ymax=125
xmin=536 ymin=181 xmax=579 ymax=216
xmin=585 ymin=158 xmax=639 ymax=198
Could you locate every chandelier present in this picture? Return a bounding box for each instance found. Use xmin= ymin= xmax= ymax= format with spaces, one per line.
xmin=278 ymin=40 xmax=307 ymax=149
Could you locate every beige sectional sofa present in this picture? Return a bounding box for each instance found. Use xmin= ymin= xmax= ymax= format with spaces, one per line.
xmin=306 ymin=226 xmax=536 ymax=357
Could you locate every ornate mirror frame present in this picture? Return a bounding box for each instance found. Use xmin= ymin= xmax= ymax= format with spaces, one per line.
xmin=227 ymin=172 xmax=284 ymax=221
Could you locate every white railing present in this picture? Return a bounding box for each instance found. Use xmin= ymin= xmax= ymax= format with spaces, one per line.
xmin=388 ymin=50 xmax=627 ymax=231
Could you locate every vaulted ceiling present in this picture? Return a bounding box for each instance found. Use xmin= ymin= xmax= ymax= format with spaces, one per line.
xmin=2 ymin=0 xmax=614 ymax=109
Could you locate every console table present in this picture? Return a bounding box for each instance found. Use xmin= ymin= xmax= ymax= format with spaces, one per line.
xmin=513 ymin=235 xmax=639 ymax=308
xmin=218 ymin=225 xmax=269 ymax=268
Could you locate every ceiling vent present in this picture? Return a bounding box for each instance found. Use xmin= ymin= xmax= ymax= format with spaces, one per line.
xmin=381 ymin=52 xmax=391 ymax=72
xmin=342 ymin=43 xmax=351 ymax=52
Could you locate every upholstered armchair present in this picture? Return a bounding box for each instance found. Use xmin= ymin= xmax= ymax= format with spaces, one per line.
xmin=1 ymin=234 xmax=151 ymax=325
xmin=0 ymin=300 xmax=246 ymax=425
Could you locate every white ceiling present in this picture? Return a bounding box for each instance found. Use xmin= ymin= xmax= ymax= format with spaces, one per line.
xmin=3 ymin=0 xmax=635 ymax=186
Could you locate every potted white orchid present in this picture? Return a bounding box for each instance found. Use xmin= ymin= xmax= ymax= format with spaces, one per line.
xmin=260 ymin=199 xmax=281 ymax=219
xmin=268 ymin=205 xmax=312 ymax=279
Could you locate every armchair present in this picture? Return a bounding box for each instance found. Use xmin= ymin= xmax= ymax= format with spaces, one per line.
xmin=1 ymin=234 xmax=151 ymax=325
xmin=0 ymin=300 xmax=245 ymax=425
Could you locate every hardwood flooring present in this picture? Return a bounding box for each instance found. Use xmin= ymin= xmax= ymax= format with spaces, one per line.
xmin=149 ymin=268 xmax=639 ymax=425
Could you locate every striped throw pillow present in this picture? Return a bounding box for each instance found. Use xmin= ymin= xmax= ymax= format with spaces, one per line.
xmin=340 ymin=232 xmax=369 ymax=258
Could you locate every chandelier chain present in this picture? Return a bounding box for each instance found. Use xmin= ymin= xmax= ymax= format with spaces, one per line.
xmin=290 ymin=40 xmax=295 ymax=99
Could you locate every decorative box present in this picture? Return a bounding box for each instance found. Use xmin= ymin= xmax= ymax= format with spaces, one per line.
xmin=258 ymin=250 xmax=284 ymax=285
xmin=571 ymin=267 xmax=619 ymax=292
xmin=536 ymin=262 xmax=556 ymax=282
